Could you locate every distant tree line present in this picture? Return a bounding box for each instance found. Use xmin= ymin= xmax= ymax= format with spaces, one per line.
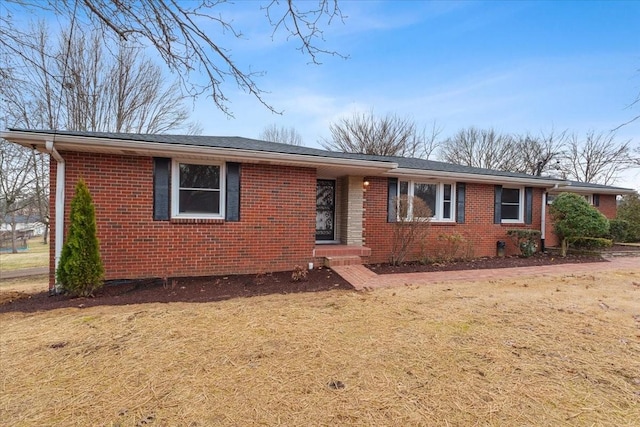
xmin=319 ymin=111 xmax=638 ymax=186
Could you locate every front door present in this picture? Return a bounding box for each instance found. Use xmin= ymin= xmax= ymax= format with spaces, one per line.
xmin=316 ymin=179 xmax=335 ymax=241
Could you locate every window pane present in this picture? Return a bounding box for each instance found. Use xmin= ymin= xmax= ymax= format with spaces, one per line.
xmin=414 ymin=183 xmax=436 ymax=217
xmin=180 ymin=164 xmax=220 ymax=189
xmin=502 ymin=188 xmax=520 ymax=204
xmin=443 ymin=184 xmax=451 ymax=201
xmin=179 ymin=190 xmax=220 ymax=214
xmin=502 ymin=204 xmax=519 ymax=220
xmin=400 ymin=181 xmax=409 ymax=196
xmin=443 ymin=201 xmax=451 ymax=219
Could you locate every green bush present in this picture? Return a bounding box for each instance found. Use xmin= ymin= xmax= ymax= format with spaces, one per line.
xmin=608 ymin=219 xmax=630 ymax=243
xmin=568 ymin=237 xmax=613 ymax=251
xmin=617 ymin=193 xmax=640 ymax=242
xmin=549 ymin=192 xmax=609 ymax=257
xmin=56 ymin=179 xmax=104 ymax=297
xmin=506 ymin=229 xmax=541 ymax=257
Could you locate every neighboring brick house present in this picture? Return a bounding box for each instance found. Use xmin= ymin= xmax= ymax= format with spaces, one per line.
xmin=1 ymin=129 xmax=634 ymax=289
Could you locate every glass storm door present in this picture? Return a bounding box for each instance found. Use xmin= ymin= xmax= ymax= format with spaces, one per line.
xmin=316 ymin=179 xmax=335 ymax=241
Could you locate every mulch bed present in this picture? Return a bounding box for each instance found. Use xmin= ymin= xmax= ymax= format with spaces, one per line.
xmin=2 ymin=245 xmax=638 ymax=313
xmin=368 ymin=252 xmax=607 ymax=274
xmin=368 ymin=244 xmax=639 ymax=274
xmin=0 ymin=267 xmax=353 ymax=314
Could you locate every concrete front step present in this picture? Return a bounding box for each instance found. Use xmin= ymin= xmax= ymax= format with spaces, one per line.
xmin=314 ymin=245 xmax=371 ymax=258
xmin=324 ymin=255 xmax=363 ymax=267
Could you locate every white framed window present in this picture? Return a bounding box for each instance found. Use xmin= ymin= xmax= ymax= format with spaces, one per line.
xmin=399 ymin=181 xmax=455 ymax=221
xmin=172 ymin=160 xmax=225 ymax=218
xmin=500 ymin=187 xmax=524 ymax=223
xmin=583 ymin=194 xmax=594 ymax=205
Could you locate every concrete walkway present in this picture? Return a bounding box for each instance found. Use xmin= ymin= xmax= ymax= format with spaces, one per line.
xmin=332 ymin=257 xmax=640 ymax=291
xmin=0 ymin=267 xmax=48 ymax=280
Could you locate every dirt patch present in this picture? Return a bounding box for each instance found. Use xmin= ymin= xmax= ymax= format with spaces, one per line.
xmin=0 ymin=267 xmax=353 ymax=313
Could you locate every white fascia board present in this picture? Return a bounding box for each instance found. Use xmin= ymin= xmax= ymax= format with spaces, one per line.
xmin=548 ymin=184 xmax=636 ymax=195
xmin=1 ymin=131 xmax=398 ymax=174
xmin=390 ymin=167 xmax=565 ymax=187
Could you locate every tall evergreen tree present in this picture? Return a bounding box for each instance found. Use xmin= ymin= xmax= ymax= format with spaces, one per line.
xmin=56 ymin=179 xmax=104 ymax=296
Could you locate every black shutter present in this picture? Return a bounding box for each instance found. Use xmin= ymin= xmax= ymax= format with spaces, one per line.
xmin=153 ymin=158 xmax=170 ymax=221
xmin=387 ymin=178 xmax=398 ymax=223
xmin=225 ymin=162 xmax=241 ymax=221
xmin=494 ymin=185 xmax=502 ymax=224
xmin=456 ymin=183 xmax=466 ymax=223
xmin=593 ymin=194 xmax=600 ymax=207
xmin=524 ymin=187 xmax=533 ymax=225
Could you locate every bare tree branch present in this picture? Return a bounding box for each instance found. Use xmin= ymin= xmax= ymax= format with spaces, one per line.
xmin=0 ymin=142 xmax=37 ymax=252
xmin=417 ymin=120 xmax=443 ymax=160
xmin=322 ymin=111 xmax=424 ymax=157
xmin=259 ymin=124 xmax=304 ymax=146
xmin=438 ymin=127 xmax=519 ymax=171
xmin=513 ymin=129 xmax=567 ymax=176
xmin=3 ymin=24 xmax=198 ymax=134
xmin=613 ymin=65 xmax=640 ymax=131
xmin=560 ymin=131 xmax=631 ymax=185
xmin=265 ymin=0 xmax=347 ymax=64
xmin=2 ymin=0 xmax=346 ymax=117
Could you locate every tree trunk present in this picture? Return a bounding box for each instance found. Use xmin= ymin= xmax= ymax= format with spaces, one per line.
xmin=10 ymin=215 xmax=18 ymax=254
xmin=42 ymin=223 xmax=49 ymax=244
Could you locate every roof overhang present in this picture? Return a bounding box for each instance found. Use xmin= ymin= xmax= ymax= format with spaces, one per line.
xmin=547 ymin=182 xmax=636 ymax=196
xmin=3 ymin=129 xmax=636 ymax=195
xmin=1 ymin=130 xmax=397 ymax=176
xmin=389 ymin=167 xmax=565 ymax=187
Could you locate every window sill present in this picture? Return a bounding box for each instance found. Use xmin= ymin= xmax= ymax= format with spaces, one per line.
xmin=170 ymin=217 xmax=225 ymax=224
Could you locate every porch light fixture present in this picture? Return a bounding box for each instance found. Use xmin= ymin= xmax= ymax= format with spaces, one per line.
xmin=363 ymin=180 xmax=370 ymax=189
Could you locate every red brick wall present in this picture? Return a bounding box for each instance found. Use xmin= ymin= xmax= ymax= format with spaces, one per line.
xmin=50 ymin=152 xmax=316 ymax=287
xmin=596 ymin=194 xmax=617 ymax=219
xmin=363 ymin=177 xmax=545 ymax=263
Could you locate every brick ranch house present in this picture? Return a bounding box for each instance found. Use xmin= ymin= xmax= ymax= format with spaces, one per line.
xmin=1 ymin=129 xmax=634 ymax=290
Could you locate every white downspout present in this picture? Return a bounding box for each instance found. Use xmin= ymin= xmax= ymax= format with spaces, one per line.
xmin=541 ymin=184 xmax=559 ymax=252
xmin=541 ymin=191 xmax=546 ymax=252
xmin=45 ymin=140 xmax=64 ymax=292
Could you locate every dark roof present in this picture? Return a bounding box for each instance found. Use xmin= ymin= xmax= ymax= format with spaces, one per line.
xmin=562 ymin=180 xmax=633 ymax=192
xmin=6 ymin=129 xmax=637 ymax=193
xmin=9 ymin=129 xmax=566 ymax=183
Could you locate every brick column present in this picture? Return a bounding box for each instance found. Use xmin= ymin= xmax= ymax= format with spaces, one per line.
xmin=345 ymin=176 xmax=365 ymax=245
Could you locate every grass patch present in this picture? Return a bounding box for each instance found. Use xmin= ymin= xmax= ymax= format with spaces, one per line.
xmin=1 ymin=269 xmax=639 ymax=426
xmin=0 ymin=237 xmax=49 ymax=270
xmin=0 ymin=275 xmax=48 ymax=295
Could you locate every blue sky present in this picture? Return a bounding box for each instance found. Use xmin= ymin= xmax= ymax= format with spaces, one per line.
xmin=191 ymin=0 xmax=639 ymax=188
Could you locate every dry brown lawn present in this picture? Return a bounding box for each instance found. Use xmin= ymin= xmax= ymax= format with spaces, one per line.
xmin=0 ymin=275 xmax=48 ymax=296
xmin=1 ymin=268 xmax=639 ymax=426
xmin=0 ymin=238 xmax=49 ymax=270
